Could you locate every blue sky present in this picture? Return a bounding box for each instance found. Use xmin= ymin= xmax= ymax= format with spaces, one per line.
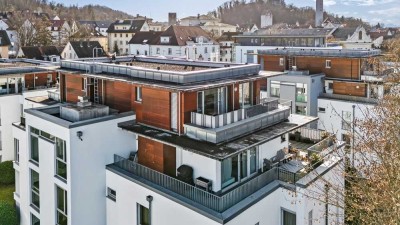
xmin=53 ymin=0 xmax=399 ymax=26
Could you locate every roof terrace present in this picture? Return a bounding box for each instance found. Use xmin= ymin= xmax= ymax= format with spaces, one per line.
xmin=60 ymin=56 xmax=262 ymax=85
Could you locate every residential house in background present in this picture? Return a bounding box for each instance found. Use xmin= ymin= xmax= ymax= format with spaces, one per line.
xmin=148 ymin=22 xmax=167 ymax=32
xmin=129 ymin=25 xmax=220 ymax=61
xmin=17 ymin=46 xmax=61 ymax=62
xmin=180 ymin=14 xmax=219 ymax=26
xmin=237 ymin=23 xmax=259 ymax=33
xmin=61 ymin=41 xmax=105 ymax=59
xmin=330 ymin=26 xmax=373 ymax=49
xmin=47 ymin=18 xmax=72 ymax=45
xmin=0 ymin=30 xmax=11 ymax=58
xmin=233 ymin=28 xmax=336 ymax=63
xmin=107 ymin=19 xmax=150 ymax=54
xmin=217 ymin=32 xmax=242 ymax=62
xmin=200 ymin=21 xmax=237 ymax=38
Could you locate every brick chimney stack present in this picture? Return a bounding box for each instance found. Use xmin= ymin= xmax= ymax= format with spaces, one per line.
xmin=315 ymin=0 xmax=323 ymax=27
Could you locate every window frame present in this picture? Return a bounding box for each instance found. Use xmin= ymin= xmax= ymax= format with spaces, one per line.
xmin=31 ymin=169 xmax=40 ymax=209
xmin=14 ymin=138 xmax=19 ymax=163
xmin=56 ymin=186 xmax=68 ymax=225
xmin=136 ymin=87 xmax=143 ymax=102
xmin=55 ymin=138 xmax=67 ymax=181
xmin=137 ymin=204 xmax=150 ymax=225
xmin=325 ymin=60 xmax=332 ymax=69
xmin=107 ymin=187 xmax=116 ymax=201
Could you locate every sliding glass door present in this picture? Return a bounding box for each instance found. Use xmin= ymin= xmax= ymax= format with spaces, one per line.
xmin=221 ymin=147 xmax=258 ymax=189
xmin=197 ymin=87 xmax=227 ymax=115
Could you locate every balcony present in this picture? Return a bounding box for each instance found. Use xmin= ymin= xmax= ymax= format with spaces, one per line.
xmin=319 ymin=93 xmax=378 ymax=104
xmin=185 ymin=104 xmax=290 ymax=144
xmin=110 ymin=154 xmax=300 ymax=213
xmin=190 ymin=98 xmax=279 ymax=128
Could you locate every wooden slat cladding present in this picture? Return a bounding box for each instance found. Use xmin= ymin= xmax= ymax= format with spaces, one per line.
xmin=253 ymin=80 xmax=261 ymax=104
xmin=295 ymin=57 xmax=360 ymax=80
xmin=25 ymin=71 xmax=57 ymax=89
xmin=259 ymin=55 xmax=285 ymax=72
xmin=103 ymin=80 xmax=132 ymax=112
xmin=181 ymin=91 xmax=197 ymax=132
xmin=333 ymin=81 xmax=367 ymax=97
xmin=137 ymin=136 xmax=176 ymax=176
xmin=138 ymin=136 xmax=165 ymax=173
xmin=65 ymin=74 xmax=85 ymax=103
xmin=142 ymin=88 xmax=171 ymax=130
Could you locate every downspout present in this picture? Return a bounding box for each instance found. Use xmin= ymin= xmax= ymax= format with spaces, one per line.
xmin=178 ymin=91 xmax=181 ymax=136
xmin=146 ymin=195 xmax=153 ymax=225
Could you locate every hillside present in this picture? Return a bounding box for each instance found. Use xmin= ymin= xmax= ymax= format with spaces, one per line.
xmin=211 ymin=0 xmax=367 ymax=28
xmin=0 ymin=0 xmax=133 ymax=21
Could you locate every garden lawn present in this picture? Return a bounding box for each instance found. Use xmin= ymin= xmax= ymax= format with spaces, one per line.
xmin=0 ymin=184 xmax=15 ymax=205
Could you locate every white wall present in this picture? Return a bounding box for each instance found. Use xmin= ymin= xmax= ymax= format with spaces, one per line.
xmin=69 ymin=116 xmax=136 ymax=225
xmin=0 ymin=94 xmax=21 ymax=161
xmin=317 ymin=98 xmax=375 ymax=142
xmin=106 ymin=169 xmax=221 ymax=225
xmin=258 ymin=135 xmax=289 ymax=164
xmin=176 ymin=148 xmax=221 ymax=192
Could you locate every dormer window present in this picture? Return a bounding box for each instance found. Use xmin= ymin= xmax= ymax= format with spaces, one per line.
xmin=160 ymin=36 xmax=170 ymax=44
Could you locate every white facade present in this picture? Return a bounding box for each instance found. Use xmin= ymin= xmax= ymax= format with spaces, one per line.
xmin=13 ymin=104 xmax=136 ymax=225
xmin=61 ymin=42 xmax=78 ymax=59
xmin=108 ymin=21 xmax=150 ymax=54
xmin=0 ymin=89 xmax=55 ymax=162
xmin=317 ymin=98 xmax=375 ymax=142
xmin=341 ymin=26 xmax=373 ymax=50
xmin=106 ymin=148 xmax=344 ymax=225
xmin=130 ymin=42 xmax=220 ymax=62
xmin=219 ymin=41 xmax=234 ymax=62
xmin=200 ymin=22 xmax=237 ymax=37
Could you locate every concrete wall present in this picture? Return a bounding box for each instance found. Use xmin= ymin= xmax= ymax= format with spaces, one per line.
xmin=176 ymin=147 xmax=221 ymax=192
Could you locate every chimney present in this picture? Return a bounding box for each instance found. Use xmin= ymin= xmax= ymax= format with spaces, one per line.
xmin=0 ymin=37 xmax=2 ymax=45
xmin=315 ymin=0 xmax=323 ymax=27
xmin=136 ymin=14 xmax=139 ymax=18
xmin=168 ymin=12 xmax=177 ymax=26
xmin=197 ymin=14 xmax=200 ymax=19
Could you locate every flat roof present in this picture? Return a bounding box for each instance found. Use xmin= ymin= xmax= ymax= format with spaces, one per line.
xmin=118 ymin=114 xmax=318 ymax=160
xmin=25 ymin=104 xmax=134 ymax=129
xmin=0 ymin=58 xmax=59 ymax=75
xmin=25 ymin=95 xmax=60 ymax=106
xmin=257 ymin=48 xmax=381 ymax=58
xmin=60 ymin=56 xmax=263 ymax=85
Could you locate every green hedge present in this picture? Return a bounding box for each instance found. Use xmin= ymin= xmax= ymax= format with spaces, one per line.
xmin=0 ymin=161 xmax=15 ymax=185
xmin=0 ymin=201 xmax=17 ymax=225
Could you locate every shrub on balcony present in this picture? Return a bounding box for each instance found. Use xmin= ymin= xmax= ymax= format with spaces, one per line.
xmin=309 ymin=153 xmax=324 ymax=169
xmin=0 ymin=161 xmax=15 ymax=185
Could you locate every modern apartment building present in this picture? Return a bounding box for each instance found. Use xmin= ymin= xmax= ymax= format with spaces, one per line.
xmin=257 ymin=48 xmax=383 ymax=142
xmin=13 ymin=57 xmax=345 ymax=225
xmin=0 ymin=59 xmax=59 ymax=162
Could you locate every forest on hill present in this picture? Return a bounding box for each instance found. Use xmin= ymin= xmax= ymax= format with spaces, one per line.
xmin=210 ymin=0 xmax=367 ymax=28
xmin=0 ymin=0 xmax=133 ymax=21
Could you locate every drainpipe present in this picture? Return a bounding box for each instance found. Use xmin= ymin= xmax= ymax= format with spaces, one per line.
xmin=146 ymin=195 xmax=153 ymax=225
xmin=352 ymin=105 xmax=355 ymax=168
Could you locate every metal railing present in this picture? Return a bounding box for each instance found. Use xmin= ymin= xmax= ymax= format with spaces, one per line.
xmin=112 ymin=155 xmax=299 ymax=212
xmin=61 ymin=58 xmax=261 ymax=84
xmin=258 ymin=49 xmax=381 ymax=58
xmin=290 ymin=127 xmax=325 ymax=142
xmin=319 ymin=93 xmax=378 ymax=104
xmin=185 ymin=107 xmax=291 ymax=143
xmin=190 ymin=99 xmax=279 ymax=129
xmin=308 ymin=135 xmax=336 ymax=154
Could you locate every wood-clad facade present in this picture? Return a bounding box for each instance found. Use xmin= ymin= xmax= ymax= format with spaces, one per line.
xmin=137 ymin=136 xmax=177 ymax=177
xmin=333 ymin=81 xmax=367 ymax=97
xmin=24 ymin=71 xmax=57 ymax=89
xmin=258 ymin=55 xmax=363 ymax=80
xmin=60 ymin=72 xmax=263 ymax=134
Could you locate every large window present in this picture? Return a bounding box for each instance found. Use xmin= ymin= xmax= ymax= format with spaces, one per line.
xmin=138 ymin=204 xmax=150 ymax=225
xmin=197 ymin=87 xmax=227 ymax=115
xmin=14 ymin=138 xmax=19 ymax=163
xmin=271 ymin=82 xmax=280 ymax=97
xmin=31 ymin=130 xmax=39 ymax=163
xmin=56 ymin=138 xmax=67 ymax=180
xmin=56 ymin=186 xmax=68 ymax=225
xmin=31 ymin=170 xmax=40 ymax=209
xmin=31 ymin=214 xmax=40 ymax=225
xmin=239 ymin=82 xmax=253 ymax=109
xmin=221 ymin=147 xmax=258 ymax=189
xmin=282 ymin=209 xmax=296 ymax=225
xmin=296 ymin=83 xmax=307 ymax=103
